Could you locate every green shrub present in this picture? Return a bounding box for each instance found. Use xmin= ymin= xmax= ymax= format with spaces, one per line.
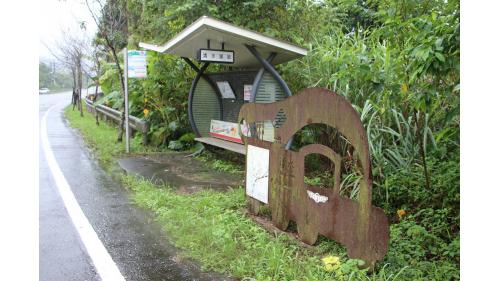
xmin=179 ymin=132 xmax=196 ymax=146
xmin=383 ymin=215 xmax=459 ymax=280
xmin=168 ymin=132 xmax=196 ymax=151
xmin=374 ymin=154 xmax=459 ymax=224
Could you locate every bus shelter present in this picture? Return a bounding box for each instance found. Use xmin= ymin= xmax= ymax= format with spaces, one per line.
xmin=139 ymin=16 xmax=307 ymax=154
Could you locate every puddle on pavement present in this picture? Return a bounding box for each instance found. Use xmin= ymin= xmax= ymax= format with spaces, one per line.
xmin=118 ymin=151 xmax=244 ymax=193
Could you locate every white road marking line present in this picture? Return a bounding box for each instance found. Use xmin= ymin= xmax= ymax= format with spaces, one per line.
xmin=41 ymin=102 xmax=126 ymax=281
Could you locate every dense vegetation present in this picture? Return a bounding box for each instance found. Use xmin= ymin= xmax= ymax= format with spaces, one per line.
xmin=91 ymin=0 xmax=460 ymax=279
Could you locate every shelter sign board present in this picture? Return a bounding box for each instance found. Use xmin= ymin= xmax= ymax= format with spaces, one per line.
xmin=198 ymin=49 xmax=234 ymax=63
xmin=127 ymin=50 xmax=147 ymax=78
xmin=246 ymin=145 xmax=269 ymax=204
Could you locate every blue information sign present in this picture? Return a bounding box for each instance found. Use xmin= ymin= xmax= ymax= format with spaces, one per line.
xmin=127 ymin=50 xmax=147 ymax=78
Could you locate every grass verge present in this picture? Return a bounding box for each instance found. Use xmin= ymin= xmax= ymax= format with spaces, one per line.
xmin=65 ymin=106 xmax=459 ymax=280
xmin=64 ymin=106 xmax=166 ymax=170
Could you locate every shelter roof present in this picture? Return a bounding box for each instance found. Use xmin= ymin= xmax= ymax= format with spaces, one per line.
xmin=139 ymin=16 xmax=308 ymax=68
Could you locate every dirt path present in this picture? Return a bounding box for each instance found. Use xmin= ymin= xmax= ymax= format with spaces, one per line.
xmin=118 ymin=152 xmax=244 ymax=193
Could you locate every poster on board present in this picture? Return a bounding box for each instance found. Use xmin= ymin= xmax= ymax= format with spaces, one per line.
xmin=216 ymin=81 xmax=236 ymax=99
xmin=244 ymin=84 xmax=252 ymax=101
xmin=246 ymin=145 xmax=269 ymax=204
xmin=209 ymin=120 xmax=243 ymax=143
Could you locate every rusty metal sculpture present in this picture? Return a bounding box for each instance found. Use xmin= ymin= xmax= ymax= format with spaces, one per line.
xmin=238 ymin=88 xmax=389 ymax=267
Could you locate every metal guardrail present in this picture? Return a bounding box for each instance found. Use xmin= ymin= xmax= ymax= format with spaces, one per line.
xmin=85 ymin=98 xmax=149 ymax=145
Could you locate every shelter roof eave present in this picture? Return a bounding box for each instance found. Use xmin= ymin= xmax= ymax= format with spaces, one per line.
xmin=139 ymin=16 xmax=308 ymax=68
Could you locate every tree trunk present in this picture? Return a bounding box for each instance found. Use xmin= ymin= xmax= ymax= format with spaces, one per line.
xmin=71 ymin=68 xmax=77 ymax=110
xmin=108 ymin=41 xmax=126 ymax=142
xmin=77 ymin=58 xmax=83 ymax=117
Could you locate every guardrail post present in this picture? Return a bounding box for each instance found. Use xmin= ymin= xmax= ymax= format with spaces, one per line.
xmin=142 ymin=122 xmax=149 ymax=145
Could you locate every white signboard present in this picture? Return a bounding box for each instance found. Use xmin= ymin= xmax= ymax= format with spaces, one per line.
xmin=198 ymin=49 xmax=234 ymax=63
xmin=244 ymin=84 xmax=253 ymax=101
xmin=246 ymin=145 xmax=269 ymax=204
xmin=216 ymin=81 xmax=236 ymax=99
xmin=127 ymin=50 xmax=147 ymax=78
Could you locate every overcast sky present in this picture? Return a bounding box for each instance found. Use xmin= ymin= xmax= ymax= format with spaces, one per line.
xmin=39 ymin=0 xmax=97 ymax=62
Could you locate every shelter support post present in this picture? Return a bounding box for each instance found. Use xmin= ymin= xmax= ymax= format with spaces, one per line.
xmin=250 ymin=52 xmax=277 ymax=102
xmin=244 ymin=44 xmax=294 ymax=149
xmin=182 ymin=57 xmax=223 ymax=138
xmin=183 ymin=58 xmax=211 ymax=137
xmin=244 ymin=44 xmax=292 ymax=98
xmin=182 ymin=57 xmax=201 ymax=73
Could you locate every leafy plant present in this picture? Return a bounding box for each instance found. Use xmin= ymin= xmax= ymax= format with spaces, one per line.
xmin=168 ymin=132 xmax=196 ymax=151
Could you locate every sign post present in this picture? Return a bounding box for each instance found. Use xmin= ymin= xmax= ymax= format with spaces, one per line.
xmin=123 ymin=49 xmax=147 ymax=153
xmin=124 ymin=47 xmax=129 ymax=153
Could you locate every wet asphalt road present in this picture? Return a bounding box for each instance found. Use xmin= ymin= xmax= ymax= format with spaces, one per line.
xmin=39 ymin=92 xmax=229 ymax=281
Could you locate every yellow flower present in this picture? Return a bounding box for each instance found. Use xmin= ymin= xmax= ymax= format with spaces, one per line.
xmin=324 ymin=263 xmax=335 ymax=272
xmin=322 ymin=255 xmax=340 ymax=272
xmin=322 ymin=255 xmax=340 ymax=265
xmin=397 ymin=209 xmax=406 ymax=219
xmin=143 ymin=108 xmax=150 ymax=116
xmin=401 ymin=83 xmax=408 ymax=93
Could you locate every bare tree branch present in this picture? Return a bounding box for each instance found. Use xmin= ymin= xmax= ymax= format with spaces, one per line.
xmin=46 ymin=26 xmax=91 ymax=117
xmin=85 ymin=0 xmax=128 ymax=141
